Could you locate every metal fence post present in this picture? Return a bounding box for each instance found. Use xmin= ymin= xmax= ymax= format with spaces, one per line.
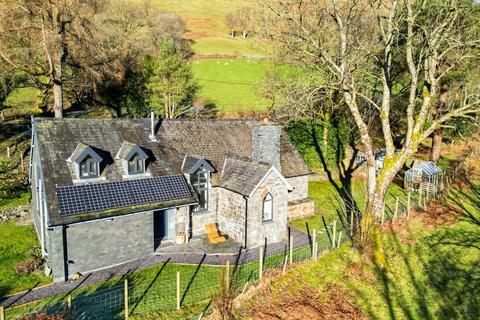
xmin=124 ymin=279 xmax=129 ymax=320
xmin=289 ymin=234 xmax=293 ymax=265
xmin=259 ymin=247 xmax=263 ymax=279
xmin=176 ymin=272 xmax=181 ymax=310
xmin=337 ymin=231 xmax=342 ymax=248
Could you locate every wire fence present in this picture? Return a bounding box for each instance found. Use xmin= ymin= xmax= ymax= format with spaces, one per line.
xmin=2 ymin=171 xmax=456 ymax=320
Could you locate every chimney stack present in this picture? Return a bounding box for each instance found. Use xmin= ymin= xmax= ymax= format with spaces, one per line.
xmin=149 ymin=109 xmax=157 ymax=141
xmin=252 ymin=122 xmax=281 ymax=170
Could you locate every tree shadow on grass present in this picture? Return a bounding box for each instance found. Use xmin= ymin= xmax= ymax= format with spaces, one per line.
xmin=348 ymin=180 xmax=480 ymax=320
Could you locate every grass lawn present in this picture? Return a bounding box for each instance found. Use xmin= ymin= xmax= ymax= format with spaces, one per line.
xmin=241 ymin=187 xmax=480 ymax=319
xmin=0 ymin=222 xmax=51 ymax=298
xmin=4 ymin=262 xmax=225 ymax=320
xmin=0 ymin=192 xmax=30 ymax=210
xmin=3 ymin=87 xmax=41 ymax=120
xmin=193 ymin=58 xmax=271 ymax=112
xmin=290 ymin=179 xmax=407 ymax=233
xmin=192 ymin=38 xmax=266 ymax=57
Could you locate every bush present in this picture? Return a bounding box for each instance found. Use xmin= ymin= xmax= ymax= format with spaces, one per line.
xmin=0 ymin=159 xmax=29 ymax=200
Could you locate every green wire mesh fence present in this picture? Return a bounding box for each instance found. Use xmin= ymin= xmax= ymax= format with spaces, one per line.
xmin=4 ymin=184 xmax=445 ymax=320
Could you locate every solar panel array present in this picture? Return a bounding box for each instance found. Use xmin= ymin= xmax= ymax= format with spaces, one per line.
xmin=56 ymin=175 xmax=192 ymax=216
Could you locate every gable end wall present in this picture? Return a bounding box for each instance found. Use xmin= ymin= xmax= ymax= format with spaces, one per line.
xmin=246 ymin=170 xmax=288 ymax=248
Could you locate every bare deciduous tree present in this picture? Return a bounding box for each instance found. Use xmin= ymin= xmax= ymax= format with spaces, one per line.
xmin=0 ymin=0 xmax=105 ymax=118
xmin=258 ymin=0 xmax=480 ymax=247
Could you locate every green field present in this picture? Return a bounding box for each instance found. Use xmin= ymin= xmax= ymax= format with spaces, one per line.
xmin=193 ymin=58 xmax=271 ymax=112
xmin=0 ymin=222 xmax=51 ymax=297
xmin=144 ymin=0 xmax=265 ymax=57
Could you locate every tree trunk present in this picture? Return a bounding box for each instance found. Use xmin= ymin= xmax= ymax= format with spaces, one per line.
xmin=430 ymin=129 xmax=442 ymax=163
xmin=53 ymin=61 xmax=63 ymax=119
xmin=164 ymin=94 xmax=169 ymax=119
xmin=322 ymin=123 xmax=329 ymax=153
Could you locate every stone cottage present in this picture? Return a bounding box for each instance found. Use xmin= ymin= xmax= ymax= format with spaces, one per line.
xmin=30 ymin=115 xmax=313 ymax=281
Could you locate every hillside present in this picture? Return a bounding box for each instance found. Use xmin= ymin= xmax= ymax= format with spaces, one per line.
xmin=145 ymin=0 xmax=266 ymax=57
xmin=227 ymin=178 xmax=480 ymax=320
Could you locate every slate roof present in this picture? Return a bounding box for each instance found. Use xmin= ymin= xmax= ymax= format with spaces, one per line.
xmin=219 ymin=157 xmax=272 ymax=196
xmin=33 ymin=118 xmax=311 ymax=225
xmin=115 ymin=141 xmax=148 ymax=160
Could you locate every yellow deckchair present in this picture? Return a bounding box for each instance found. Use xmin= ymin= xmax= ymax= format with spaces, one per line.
xmin=205 ymin=223 xmax=226 ymax=243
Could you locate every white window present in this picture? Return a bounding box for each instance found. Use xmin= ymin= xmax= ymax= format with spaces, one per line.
xmin=128 ymin=153 xmax=145 ymax=175
xmin=79 ymin=155 xmax=98 ymax=178
xmin=262 ymin=193 xmax=273 ymax=222
xmin=191 ymin=169 xmax=209 ymax=212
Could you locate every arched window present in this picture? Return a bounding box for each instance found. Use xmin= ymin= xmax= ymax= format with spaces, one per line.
xmin=262 ymin=193 xmax=273 ymax=222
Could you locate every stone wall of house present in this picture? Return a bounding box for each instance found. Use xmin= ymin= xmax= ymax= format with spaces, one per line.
xmin=246 ymin=171 xmax=288 ymax=248
xmin=189 ymin=187 xmax=220 ymax=237
xmin=217 ymin=188 xmax=246 ymax=245
xmin=288 ymin=198 xmax=315 ymax=220
xmin=48 ymin=211 xmax=153 ymax=281
xmin=286 ymin=175 xmax=309 ymax=202
xmin=175 ymin=206 xmax=188 ymax=234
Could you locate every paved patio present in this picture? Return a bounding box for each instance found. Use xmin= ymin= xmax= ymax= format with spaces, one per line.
xmin=0 ymin=226 xmax=311 ymax=308
xmin=155 ymin=234 xmax=243 ymax=255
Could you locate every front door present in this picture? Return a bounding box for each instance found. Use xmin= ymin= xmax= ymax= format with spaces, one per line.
xmin=154 ymin=209 xmax=175 ymax=241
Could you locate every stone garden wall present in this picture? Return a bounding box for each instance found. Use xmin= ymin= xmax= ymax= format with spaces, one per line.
xmin=288 ymin=198 xmax=315 ymax=220
xmin=0 ymin=204 xmax=32 ymax=224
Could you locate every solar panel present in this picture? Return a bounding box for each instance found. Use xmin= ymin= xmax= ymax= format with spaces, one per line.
xmin=56 ymin=175 xmax=192 ymax=216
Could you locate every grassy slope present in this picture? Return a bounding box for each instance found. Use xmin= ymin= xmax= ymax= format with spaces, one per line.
xmin=240 ymin=187 xmax=480 ymax=320
xmin=290 ymin=179 xmax=406 ymax=232
xmin=0 ymin=192 xmax=30 ymax=210
xmin=0 ymin=222 xmax=51 ymax=297
xmin=193 ymin=59 xmax=271 ymax=112
xmin=5 ymin=262 xmax=222 ymax=320
xmin=145 ymin=0 xmax=265 ymax=56
xmin=3 ymin=88 xmax=41 ymax=119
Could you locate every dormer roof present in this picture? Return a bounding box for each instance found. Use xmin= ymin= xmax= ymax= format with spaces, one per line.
xmin=115 ymin=141 xmax=148 ymax=161
xmin=68 ymin=143 xmax=102 ymax=164
xmin=181 ymin=155 xmax=215 ymax=175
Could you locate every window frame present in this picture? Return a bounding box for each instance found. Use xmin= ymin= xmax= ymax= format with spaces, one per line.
xmin=262 ymin=192 xmax=273 ymax=222
xmin=127 ymin=153 xmax=145 ymax=175
xmin=79 ymin=156 xmax=99 ymax=179
xmin=191 ymin=169 xmax=209 ymax=212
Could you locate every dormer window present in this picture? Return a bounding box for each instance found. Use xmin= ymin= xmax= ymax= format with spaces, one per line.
xmin=68 ymin=143 xmax=103 ymax=180
xmin=80 ymin=155 xmax=99 ymax=178
xmin=181 ymin=155 xmax=215 ymax=213
xmin=128 ymin=153 xmax=145 ymax=175
xmin=116 ymin=142 xmax=149 ymax=176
